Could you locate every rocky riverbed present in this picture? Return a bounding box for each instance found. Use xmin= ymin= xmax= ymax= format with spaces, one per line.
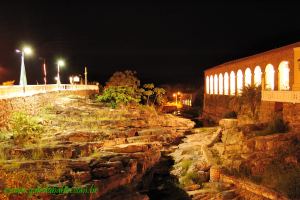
xmin=1 ymin=95 xmax=299 ymax=200
xmin=0 ymin=95 xmax=195 ymax=200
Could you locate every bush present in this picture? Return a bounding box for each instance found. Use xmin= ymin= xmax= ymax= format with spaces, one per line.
xmin=223 ymin=111 xmax=237 ymax=119
xmin=8 ymin=112 xmax=44 ymax=146
xmin=238 ymin=85 xmax=261 ymax=120
xmin=267 ymin=115 xmax=288 ymax=133
xmin=96 ymin=86 xmax=140 ymax=108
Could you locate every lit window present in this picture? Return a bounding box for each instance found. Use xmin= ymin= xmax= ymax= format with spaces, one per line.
xmin=206 ymin=76 xmax=209 ymax=94
xmin=210 ymin=75 xmax=213 ymax=94
xmin=237 ymin=69 xmax=243 ymax=95
xmin=219 ymin=73 xmax=223 ymax=95
xmin=214 ymin=74 xmax=218 ymax=94
xmin=265 ymin=64 xmax=275 ymax=90
xmin=245 ymin=68 xmax=252 ymax=86
xmin=224 ymin=72 xmax=229 ymax=95
xmin=278 ymin=61 xmax=290 ymax=90
xmin=254 ymin=66 xmax=262 ymax=86
xmin=230 ymin=71 xmax=236 ymax=95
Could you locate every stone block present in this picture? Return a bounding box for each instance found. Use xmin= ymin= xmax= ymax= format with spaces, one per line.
xmin=219 ymin=119 xmax=238 ymax=129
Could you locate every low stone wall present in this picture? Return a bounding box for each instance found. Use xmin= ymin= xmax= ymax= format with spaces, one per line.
xmin=0 ymin=90 xmax=98 ymax=126
xmin=283 ymin=103 xmax=300 ymax=133
xmin=203 ymin=94 xmax=300 ymax=131
xmin=219 ymin=174 xmax=288 ymax=200
xmin=203 ymin=95 xmax=239 ymax=121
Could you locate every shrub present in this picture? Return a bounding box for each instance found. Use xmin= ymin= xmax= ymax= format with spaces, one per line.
xmin=8 ymin=112 xmax=44 ymax=146
xmin=223 ymin=111 xmax=237 ymax=119
xmin=96 ymin=86 xmax=141 ymax=108
xmin=239 ymin=85 xmax=261 ymax=120
xmin=267 ymin=115 xmax=288 ymax=133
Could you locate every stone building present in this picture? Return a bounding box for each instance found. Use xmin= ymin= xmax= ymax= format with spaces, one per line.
xmin=203 ymin=42 xmax=300 ymax=131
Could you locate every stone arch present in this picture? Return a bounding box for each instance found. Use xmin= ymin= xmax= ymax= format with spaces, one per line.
xmin=245 ymin=68 xmax=252 ymax=86
xmin=210 ymin=75 xmax=213 ymax=94
xmin=265 ymin=64 xmax=275 ymax=90
xmin=278 ymin=61 xmax=290 ymax=90
xmin=254 ymin=66 xmax=262 ymax=86
xmin=214 ymin=74 xmax=218 ymax=94
xmin=219 ymin=73 xmax=223 ymax=95
xmin=206 ymin=76 xmax=209 ymax=94
xmin=224 ymin=72 xmax=229 ymax=95
xmin=230 ymin=71 xmax=236 ymax=95
xmin=237 ymin=69 xmax=243 ymax=94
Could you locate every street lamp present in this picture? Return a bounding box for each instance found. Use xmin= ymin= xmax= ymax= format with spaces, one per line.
xmin=56 ymin=59 xmax=65 ymax=86
xmin=173 ymin=91 xmax=181 ymax=105
xmin=15 ymin=46 xmax=33 ymax=87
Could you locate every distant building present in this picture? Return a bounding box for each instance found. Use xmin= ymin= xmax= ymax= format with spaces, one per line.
xmin=203 ymin=42 xmax=300 ymax=131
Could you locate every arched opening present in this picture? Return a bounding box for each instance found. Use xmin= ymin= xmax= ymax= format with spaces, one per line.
xmin=214 ymin=74 xmax=218 ymax=94
xmin=254 ymin=66 xmax=262 ymax=86
xmin=219 ymin=73 xmax=223 ymax=95
xmin=230 ymin=71 xmax=236 ymax=95
xmin=278 ymin=61 xmax=290 ymax=90
xmin=224 ymin=72 xmax=229 ymax=95
xmin=245 ymin=68 xmax=252 ymax=86
xmin=237 ymin=69 xmax=243 ymax=95
xmin=206 ymin=76 xmax=209 ymax=94
xmin=210 ymin=75 xmax=213 ymax=94
xmin=265 ymin=64 xmax=275 ymax=90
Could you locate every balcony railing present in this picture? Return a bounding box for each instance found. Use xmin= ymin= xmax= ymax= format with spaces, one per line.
xmin=261 ymin=90 xmax=300 ymax=103
xmin=0 ymin=84 xmax=99 ymax=99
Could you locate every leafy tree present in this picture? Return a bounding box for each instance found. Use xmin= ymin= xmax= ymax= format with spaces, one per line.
xmin=153 ymin=87 xmax=166 ymax=105
xmin=143 ymin=83 xmax=155 ymax=105
xmin=106 ymin=70 xmax=140 ymax=89
xmin=97 ymin=86 xmax=140 ymax=108
xmin=239 ymin=85 xmax=261 ymax=120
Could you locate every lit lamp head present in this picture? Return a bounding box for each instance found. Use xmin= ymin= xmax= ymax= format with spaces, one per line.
xmin=173 ymin=93 xmax=176 ymax=97
xmin=15 ymin=46 xmax=33 ymax=55
xmin=23 ymin=47 xmax=32 ymax=55
xmin=57 ymin=60 xmax=65 ymax=66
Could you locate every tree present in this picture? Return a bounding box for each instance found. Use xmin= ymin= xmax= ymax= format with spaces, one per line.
xmin=239 ymin=85 xmax=261 ymax=120
xmin=153 ymin=87 xmax=166 ymax=105
xmin=143 ymin=83 xmax=155 ymax=105
xmin=97 ymin=86 xmax=140 ymax=108
xmin=106 ymin=70 xmax=140 ymax=89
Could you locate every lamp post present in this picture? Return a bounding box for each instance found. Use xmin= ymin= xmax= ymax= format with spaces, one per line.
xmin=173 ymin=91 xmax=181 ymax=105
xmin=16 ymin=47 xmax=32 ymax=88
xmin=84 ymin=66 xmax=87 ymax=85
xmin=56 ymin=59 xmax=65 ymax=87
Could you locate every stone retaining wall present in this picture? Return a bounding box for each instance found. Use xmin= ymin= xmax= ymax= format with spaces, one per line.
xmin=203 ymin=94 xmax=300 ymax=131
xmin=219 ymin=174 xmax=288 ymax=200
xmin=0 ymin=90 xmax=98 ymax=126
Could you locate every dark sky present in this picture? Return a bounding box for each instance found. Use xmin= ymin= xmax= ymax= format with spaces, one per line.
xmin=0 ymin=1 xmax=300 ymax=86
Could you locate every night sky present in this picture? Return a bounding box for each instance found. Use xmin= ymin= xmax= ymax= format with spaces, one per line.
xmin=1 ymin=1 xmax=300 ymax=86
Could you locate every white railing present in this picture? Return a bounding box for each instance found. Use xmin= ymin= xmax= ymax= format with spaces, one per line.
xmin=0 ymin=84 xmax=99 ymax=99
xmin=262 ymin=90 xmax=300 ymax=103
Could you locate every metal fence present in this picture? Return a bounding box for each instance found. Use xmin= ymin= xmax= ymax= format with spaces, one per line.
xmin=0 ymin=84 xmax=99 ymax=99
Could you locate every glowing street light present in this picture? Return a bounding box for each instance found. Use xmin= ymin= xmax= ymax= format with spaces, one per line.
xmin=56 ymin=59 xmax=65 ymax=86
xmin=15 ymin=46 xmax=33 ymax=87
xmin=173 ymin=91 xmax=181 ymax=105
